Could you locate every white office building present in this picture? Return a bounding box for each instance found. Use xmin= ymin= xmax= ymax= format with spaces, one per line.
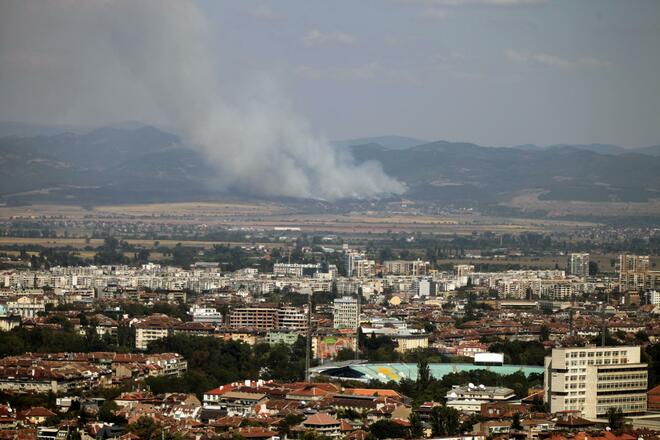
xmin=544 ymin=346 xmax=647 ymax=420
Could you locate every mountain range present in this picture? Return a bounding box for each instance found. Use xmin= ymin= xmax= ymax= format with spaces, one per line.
xmin=1 ymin=123 xmax=659 ymax=210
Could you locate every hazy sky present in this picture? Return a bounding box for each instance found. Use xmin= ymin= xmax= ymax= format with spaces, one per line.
xmin=2 ymin=0 xmax=660 ymax=147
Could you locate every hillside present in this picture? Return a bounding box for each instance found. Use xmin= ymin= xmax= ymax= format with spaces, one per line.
xmin=1 ymin=125 xmax=659 ymax=209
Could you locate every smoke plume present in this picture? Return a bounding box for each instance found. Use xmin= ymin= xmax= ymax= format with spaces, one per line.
xmin=0 ymin=1 xmax=404 ymax=200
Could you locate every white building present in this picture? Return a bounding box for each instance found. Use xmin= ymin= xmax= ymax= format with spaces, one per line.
xmin=446 ymin=384 xmax=515 ymax=414
xmin=190 ymin=305 xmax=224 ymax=324
xmin=568 ymin=253 xmax=590 ymax=278
xmin=6 ymin=296 xmax=45 ymax=318
xmin=333 ymin=296 xmax=359 ymax=329
xmin=544 ymin=345 xmax=647 ymax=420
xmin=273 ymin=263 xmax=321 ymax=277
xmin=418 ymin=279 xmax=437 ymax=297
xmin=345 ymin=251 xmax=375 ymax=278
xmin=650 ymin=290 xmax=660 ymax=306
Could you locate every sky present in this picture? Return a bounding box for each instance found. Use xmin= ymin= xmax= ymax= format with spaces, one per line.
xmin=1 ymin=0 xmax=660 ymax=148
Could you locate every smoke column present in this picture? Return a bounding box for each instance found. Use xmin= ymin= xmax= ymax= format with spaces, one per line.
xmin=0 ymin=1 xmax=404 ymax=200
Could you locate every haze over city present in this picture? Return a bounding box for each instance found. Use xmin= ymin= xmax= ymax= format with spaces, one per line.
xmin=0 ymin=2 xmax=659 ymax=440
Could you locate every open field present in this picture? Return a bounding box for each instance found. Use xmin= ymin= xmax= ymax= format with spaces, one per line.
xmin=503 ymin=191 xmax=660 ymax=218
xmin=0 ymin=237 xmax=281 ymax=251
xmin=0 ymin=202 xmax=601 ymax=234
xmin=0 ymin=201 xmax=290 ymax=220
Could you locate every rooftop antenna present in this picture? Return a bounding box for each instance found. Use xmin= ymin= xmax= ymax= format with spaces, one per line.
xmin=305 ymin=291 xmax=312 ymax=382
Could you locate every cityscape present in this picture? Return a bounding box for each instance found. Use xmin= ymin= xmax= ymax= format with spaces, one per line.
xmin=1 ymin=1 xmax=660 ymax=440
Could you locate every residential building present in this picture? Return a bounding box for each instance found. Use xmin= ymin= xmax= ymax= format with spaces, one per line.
xmin=345 ymin=251 xmax=375 ymax=278
xmin=190 ymin=305 xmax=223 ymax=324
xmin=446 ymin=384 xmax=515 ymax=413
xmin=333 ymin=296 xmax=359 ymax=329
xmin=6 ymin=296 xmax=45 ymax=318
xmin=273 ymin=263 xmax=321 ymax=277
xmin=229 ymin=307 xmax=277 ymax=330
xmin=229 ymin=306 xmax=307 ymax=331
xmin=133 ymin=315 xmax=182 ymax=350
xmin=568 ymin=253 xmax=590 ymax=278
xmin=383 ymin=259 xmax=430 ymax=276
xmin=618 ymin=254 xmax=651 ymax=291
xmin=302 ymin=412 xmax=342 ymax=438
xmin=418 ymin=279 xmax=437 ymax=297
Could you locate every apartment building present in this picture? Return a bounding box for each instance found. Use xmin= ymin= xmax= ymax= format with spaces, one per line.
xmin=446 ymin=384 xmax=515 ymax=413
xmin=454 ymin=264 xmax=476 ymax=278
xmin=273 ymin=263 xmax=321 ymax=277
xmin=276 ymin=307 xmax=308 ymax=331
xmin=333 ymin=296 xmax=359 ymax=329
xmin=229 ymin=306 xmax=307 ymax=331
xmin=133 ymin=315 xmax=182 ymax=350
xmin=229 ymin=307 xmax=278 ymax=330
xmin=6 ymin=296 xmax=45 ymax=318
xmin=544 ymin=346 xmax=647 ymax=420
xmin=618 ymin=254 xmax=654 ymax=291
xmin=383 ymin=259 xmax=430 ymax=276
xmin=190 ymin=305 xmax=224 ymax=324
xmin=345 ymin=251 xmax=375 ymax=278
xmin=568 ymin=253 xmax=590 ymax=278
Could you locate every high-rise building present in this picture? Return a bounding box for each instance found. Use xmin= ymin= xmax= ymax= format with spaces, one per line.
xmin=568 ymin=253 xmax=590 ymax=277
xmin=333 ymin=296 xmax=359 ymax=329
xmin=618 ymin=255 xmax=652 ymax=291
xmin=383 ymin=259 xmax=430 ymax=276
xmin=418 ymin=279 xmax=437 ymax=297
xmin=649 ymin=290 xmax=660 ymax=306
xmin=454 ymin=265 xmax=475 ymax=278
xmin=544 ymin=346 xmax=647 ymax=420
xmin=345 ymin=251 xmax=375 ymax=278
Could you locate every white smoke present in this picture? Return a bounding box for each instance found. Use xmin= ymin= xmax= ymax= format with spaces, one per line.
xmin=0 ymin=1 xmax=404 ymax=200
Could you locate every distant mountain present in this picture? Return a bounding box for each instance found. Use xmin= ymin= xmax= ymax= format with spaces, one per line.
xmin=0 ymin=121 xmax=87 ymax=138
xmin=511 ymin=142 xmax=660 ymax=156
xmin=350 ymin=139 xmax=660 ymax=204
xmin=333 ymin=135 xmax=427 ymax=150
xmin=0 ymin=120 xmax=152 ymax=138
xmin=0 ymin=125 xmax=215 ymax=202
xmin=1 ymin=125 xmax=659 ymax=208
xmin=633 ymin=145 xmax=660 ymax=156
xmin=549 ymin=143 xmax=628 ymax=155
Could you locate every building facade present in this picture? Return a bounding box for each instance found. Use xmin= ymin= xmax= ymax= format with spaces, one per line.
xmin=544 ymin=346 xmax=647 ymax=420
xmin=568 ymin=253 xmax=590 ymax=278
xmin=333 ymin=296 xmax=359 ymax=329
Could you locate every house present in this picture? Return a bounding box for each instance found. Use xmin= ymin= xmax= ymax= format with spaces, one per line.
xmin=648 ymin=384 xmax=660 ymax=411
xmin=19 ymin=407 xmax=55 ymax=425
xmin=301 ymin=412 xmax=341 ymax=438
xmin=236 ymin=426 xmax=278 ymax=440
xmin=216 ymin=391 xmax=267 ymax=416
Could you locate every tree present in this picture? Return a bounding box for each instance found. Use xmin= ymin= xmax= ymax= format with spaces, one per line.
xmin=417 ymin=354 xmax=431 ymax=394
xmin=511 ymin=412 xmax=523 ymax=431
xmin=429 ymin=406 xmax=460 ymax=437
xmin=278 ymin=414 xmax=305 ymax=438
xmin=539 ymin=325 xmax=550 ymax=342
xmin=369 ymin=419 xmax=408 ymax=440
xmin=409 ymin=412 xmax=424 ymax=439
xmin=607 ymin=407 xmax=624 ymax=430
